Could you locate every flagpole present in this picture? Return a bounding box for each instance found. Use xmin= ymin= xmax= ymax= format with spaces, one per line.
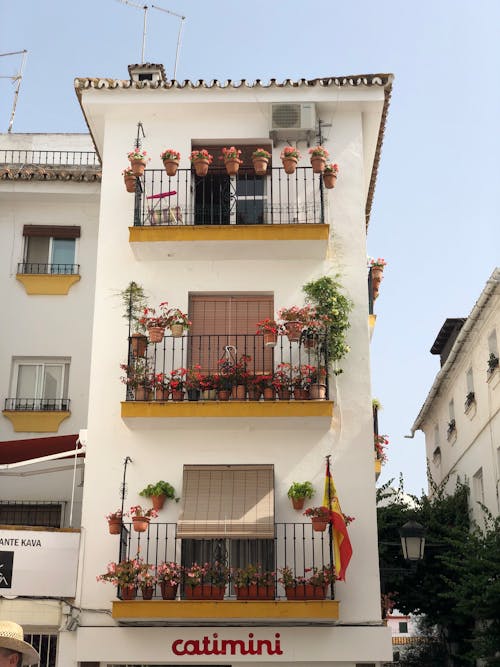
xmin=326 ymin=455 xmax=335 ymax=599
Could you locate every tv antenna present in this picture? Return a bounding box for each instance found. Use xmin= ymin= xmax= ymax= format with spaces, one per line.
xmin=0 ymin=49 xmax=28 ymax=133
xmin=115 ymin=0 xmax=186 ymax=79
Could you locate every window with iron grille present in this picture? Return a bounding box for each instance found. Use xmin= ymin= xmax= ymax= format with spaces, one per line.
xmin=0 ymin=502 xmax=62 ymax=528
xmin=25 ymin=633 xmax=57 ymax=667
xmin=7 ymin=357 xmax=70 ymax=411
xmin=21 ymin=225 xmax=80 ymax=275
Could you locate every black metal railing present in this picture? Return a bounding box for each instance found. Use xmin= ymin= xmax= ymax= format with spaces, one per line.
xmin=368 ymin=267 xmax=374 ymax=315
xmin=4 ymin=398 xmax=71 ymax=411
xmin=132 ymin=167 xmax=325 ymax=227
xmin=117 ymin=521 xmax=334 ymax=600
xmin=0 ymin=150 xmax=99 ymax=166
xmin=17 ymin=263 xmax=80 ymax=275
xmin=123 ymin=332 xmax=329 ymax=401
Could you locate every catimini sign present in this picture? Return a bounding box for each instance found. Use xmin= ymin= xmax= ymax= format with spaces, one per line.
xmin=0 ymin=529 xmax=80 ymax=597
xmin=172 ymin=632 xmax=283 ymax=657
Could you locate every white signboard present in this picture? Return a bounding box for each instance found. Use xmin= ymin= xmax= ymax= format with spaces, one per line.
xmin=0 ymin=530 xmax=80 ymax=597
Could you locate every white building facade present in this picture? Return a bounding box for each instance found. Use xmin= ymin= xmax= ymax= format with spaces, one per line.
xmin=412 ymin=268 xmax=500 ymax=524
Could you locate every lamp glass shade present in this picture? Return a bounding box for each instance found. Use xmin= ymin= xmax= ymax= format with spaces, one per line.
xmin=399 ymin=520 xmax=426 ymax=561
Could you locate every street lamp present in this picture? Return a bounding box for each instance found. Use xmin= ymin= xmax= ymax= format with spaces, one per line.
xmin=399 ymin=520 xmax=426 ymax=561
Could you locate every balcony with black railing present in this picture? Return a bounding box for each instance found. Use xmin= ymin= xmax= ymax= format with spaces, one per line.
xmin=17 ymin=262 xmax=80 ymax=275
xmin=111 ymin=521 xmax=339 ymax=625
xmin=0 ymin=149 xmax=100 ymax=167
xmin=3 ymin=398 xmax=71 ymax=433
xmin=128 ymin=167 xmax=331 ymax=260
xmin=120 ymin=332 xmax=334 ymax=424
xmin=4 ymin=398 xmax=71 ymax=411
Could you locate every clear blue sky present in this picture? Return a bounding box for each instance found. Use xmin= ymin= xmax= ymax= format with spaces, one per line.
xmin=2 ymin=0 xmax=499 ymax=494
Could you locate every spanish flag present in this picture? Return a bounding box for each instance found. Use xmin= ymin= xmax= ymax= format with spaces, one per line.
xmin=323 ymin=457 xmax=352 ymax=581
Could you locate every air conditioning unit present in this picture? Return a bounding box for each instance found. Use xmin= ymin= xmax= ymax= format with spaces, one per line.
xmin=269 ymin=103 xmax=316 ymax=145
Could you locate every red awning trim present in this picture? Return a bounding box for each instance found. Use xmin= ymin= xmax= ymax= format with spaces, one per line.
xmin=0 ymin=434 xmax=82 ymax=464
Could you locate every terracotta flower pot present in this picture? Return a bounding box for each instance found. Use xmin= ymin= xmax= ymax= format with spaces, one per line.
xmin=371 ymin=266 xmax=384 ymax=285
xmin=285 ymin=584 xmax=327 ymax=600
xmin=160 ymin=582 xmax=178 ymax=600
xmin=284 ymin=321 xmax=303 ymax=342
xmin=130 ymin=158 xmax=146 ymax=177
xmin=124 ymin=174 xmax=136 ymax=193
xmin=309 ymin=383 xmax=327 ymax=400
xmin=132 ymin=516 xmax=150 ymax=533
xmin=225 ymin=159 xmax=240 ymax=176
xmin=171 ymin=389 xmax=184 ymax=402
xmin=231 ymin=385 xmax=246 ymax=400
xmin=130 ymin=333 xmax=147 ymax=357
xmin=277 ymin=387 xmax=291 ymax=401
xmin=236 ymin=584 xmax=275 ymax=600
xmin=217 ymin=390 xmax=230 ymax=401
xmin=252 ymin=157 xmax=269 ymax=176
xmin=148 ymin=326 xmax=165 ymax=343
xmin=151 ymin=494 xmax=166 ymax=511
xmin=193 ymin=158 xmax=210 ymax=177
xmin=107 ymin=516 xmax=122 ymax=535
xmin=323 ymin=172 xmax=337 ymax=189
xmin=155 ymin=388 xmax=169 ymax=401
xmin=247 ymin=387 xmax=262 ymax=401
xmin=291 ymin=497 xmax=305 ymax=510
xmin=263 ymin=387 xmax=275 ymax=401
xmin=310 ymin=156 xmax=326 ymax=173
xmin=282 ymin=157 xmax=298 ymax=175
xmin=141 ymin=585 xmax=154 ymax=600
xmin=185 ymin=584 xmax=225 ymax=600
xmin=263 ymin=331 xmax=277 ymax=347
xmin=170 ymin=323 xmax=184 ymax=338
xmin=293 ymin=387 xmax=309 ymax=401
xmin=120 ymin=585 xmax=137 ymax=600
xmin=163 ymin=159 xmax=179 ymax=177
xmin=135 ymin=387 xmax=152 ymax=401
xmin=311 ymin=517 xmax=328 ymax=532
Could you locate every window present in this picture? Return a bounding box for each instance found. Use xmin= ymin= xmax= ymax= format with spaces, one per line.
xmin=488 ymin=330 xmax=499 ymax=357
xmin=473 ymin=468 xmax=484 ymax=505
xmin=398 ymin=621 xmax=409 ymax=634
xmin=21 ymin=225 xmax=80 ymax=274
xmin=8 ymin=358 xmax=70 ymax=411
xmin=434 ymin=424 xmax=440 ymax=446
xmin=188 ymin=294 xmax=274 ymax=373
xmin=447 ymin=400 xmax=456 ymax=440
xmin=465 ymin=368 xmax=475 ymax=410
xmin=0 ymin=502 xmax=62 ymax=528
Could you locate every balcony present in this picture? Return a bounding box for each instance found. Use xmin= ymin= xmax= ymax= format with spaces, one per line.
xmin=128 ymin=167 xmax=330 ymax=260
xmin=3 ymin=399 xmax=71 ymax=433
xmin=111 ymin=521 xmax=339 ymax=625
xmin=0 ymin=149 xmax=100 ymax=166
xmin=16 ymin=262 xmax=81 ymax=295
xmin=120 ymin=333 xmax=333 ymax=427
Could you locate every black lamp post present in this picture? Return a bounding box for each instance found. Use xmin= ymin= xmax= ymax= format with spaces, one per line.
xmin=399 ymin=520 xmax=426 ymax=561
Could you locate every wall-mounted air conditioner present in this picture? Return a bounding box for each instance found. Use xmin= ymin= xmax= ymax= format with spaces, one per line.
xmin=269 ymin=103 xmax=316 ymax=145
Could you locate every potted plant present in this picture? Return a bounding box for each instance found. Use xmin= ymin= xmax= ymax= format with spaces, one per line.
xmin=309 ymin=366 xmax=327 ymax=400
xmin=251 ymin=147 xmax=272 ymax=175
xmin=256 ymin=318 xmax=281 ymax=347
xmin=168 ymin=367 xmax=187 ymax=401
xmin=278 ymin=305 xmax=313 ymax=342
xmin=97 ymin=556 xmax=150 ymax=600
xmin=252 ymin=374 xmax=275 ymax=401
xmin=139 ymin=302 xmax=171 ymax=343
xmin=122 ymin=167 xmax=137 ymax=193
xmin=232 ymin=564 xmax=275 ymax=600
xmin=137 ymin=564 xmax=157 ymax=600
xmin=106 ymin=509 xmax=125 ymax=535
xmin=139 ymin=480 xmax=178 ymax=511
xmin=189 ymin=149 xmax=213 ymax=177
xmin=120 ymin=360 xmax=153 ymax=401
xmin=280 ymin=146 xmax=301 ymax=174
xmin=120 ymin=281 xmax=148 ymax=357
xmin=287 ymin=481 xmax=315 ymax=510
xmin=308 ymin=145 xmax=330 ymax=173
xmin=160 ymin=148 xmax=181 ymax=177
xmin=152 ymin=372 xmax=169 ymax=401
xmin=215 ymin=357 xmax=236 ymax=400
xmin=303 ymin=276 xmax=353 ymax=375
xmin=156 ymin=561 xmax=183 ymax=599
xmin=323 ymin=163 xmax=339 ymax=189
xmin=220 ymin=146 xmax=243 ymax=176
xmin=247 ymin=375 xmax=263 ymax=401
xmin=300 ymin=311 xmax=329 ymax=350
xmin=183 ymin=562 xmax=229 ymax=600
xmin=272 ymin=363 xmax=293 ymax=400
xmin=200 ymin=373 xmax=217 ymax=401
xmin=278 ymin=565 xmax=335 ymax=600
xmin=374 ymin=434 xmax=389 ymax=464
xmin=303 ymin=506 xmax=333 ymax=532
xmin=291 ymin=364 xmax=315 ymax=400
xmin=127 ymin=147 xmax=149 ymax=176
xmin=129 ymin=505 xmax=159 ymax=533
xmin=487 ymin=352 xmax=499 ymax=377
xmin=368 ymin=257 xmax=387 ymax=301
xmin=185 ymin=365 xmax=203 ymax=401
xmin=167 ymin=308 xmax=191 ymax=338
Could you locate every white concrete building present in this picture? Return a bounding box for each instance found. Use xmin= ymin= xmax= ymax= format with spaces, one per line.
xmin=0 ymin=132 xmax=100 ymax=662
xmin=411 ymin=268 xmax=500 ymax=523
xmin=1 ymin=64 xmax=394 ymax=666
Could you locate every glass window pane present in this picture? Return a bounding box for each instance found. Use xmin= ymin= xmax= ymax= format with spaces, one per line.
xmin=43 ymin=366 xmax=63 ymax=399
xmin=236 ymin=177 xmax=264 ymax=196
xmin=51 ymin=239 xmax=75 ymax=271
xmin=26 ymin=237 xmax=50 ymax=266
xmin=236 ymin=200 xmax=264 ymax=225
xmin=16 ymin=365 xmax=37 ymax=397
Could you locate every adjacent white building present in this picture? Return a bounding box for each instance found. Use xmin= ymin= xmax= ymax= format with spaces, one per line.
xmin=1 ymin=64 xmax=394 ymax=666
xmin=411 ymin=268 xmax=500 ymax=524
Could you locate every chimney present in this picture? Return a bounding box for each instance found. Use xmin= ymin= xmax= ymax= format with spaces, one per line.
xmin=128 ymin=63 xmax=167 ymax=84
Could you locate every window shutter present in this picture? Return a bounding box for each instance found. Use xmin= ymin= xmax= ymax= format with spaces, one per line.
xmin=23 ymin=225 xmax=81 ymax=238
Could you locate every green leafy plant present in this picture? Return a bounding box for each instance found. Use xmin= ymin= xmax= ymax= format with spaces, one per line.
xmin=139 ymin=481 xmax=178 ymax=501
xmin=120 ymin=281 xmax=147 ymax=333
xmin=252 ymin=148 xmax=271 ymax=160
xmin=302 ymin=276 xmax=352 ymax=374
xmin=287 ymin=481 xmax=315 ymax=501
xmin=232 ymin=564 xmax=275 ymax=587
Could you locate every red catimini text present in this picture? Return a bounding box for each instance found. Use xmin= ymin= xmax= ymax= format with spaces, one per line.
xmin=172 ymin=632 xmax=283 ymax=656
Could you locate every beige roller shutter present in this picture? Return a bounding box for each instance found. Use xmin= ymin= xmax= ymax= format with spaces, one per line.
xmin=177 ymin=464 xmax=274 ymax=539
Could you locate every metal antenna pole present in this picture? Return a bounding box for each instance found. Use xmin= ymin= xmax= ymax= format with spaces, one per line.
xmin=0 ymin=49 xmax=27 ymax=133
xmin=173 ymin=17 xmax=185 ymax=80
xmin=141 ymin=4 xmax=148 ymax=63
xmin=120 ymin=456 xmax=133 ymax=518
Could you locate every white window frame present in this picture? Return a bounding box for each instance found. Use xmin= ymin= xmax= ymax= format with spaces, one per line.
xmin=24 ymin=236 xmax=78 ymax=273
xmin=11 ymin=357 xmax=70 ymax=410
xmin=473 ymin=468 xmax=484 ymax=505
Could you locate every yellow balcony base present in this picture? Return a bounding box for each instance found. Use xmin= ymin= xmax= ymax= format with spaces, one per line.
xmin=16 ymin=274 xmax=80 ymax=295
xmin=368 ymin=313 xmax=377 ymax=340
xmin=112 ymin=599 xmax=340 ymax=626
xmin=2 ymin=410 xmax=70 ymax=433
xmin=121 ymin=400 xmax=333 ymax=430
xmin=129 ymin=224 xmax=329 ymax=261
xmin=375 ymin=459 xmax=382 ymax=480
